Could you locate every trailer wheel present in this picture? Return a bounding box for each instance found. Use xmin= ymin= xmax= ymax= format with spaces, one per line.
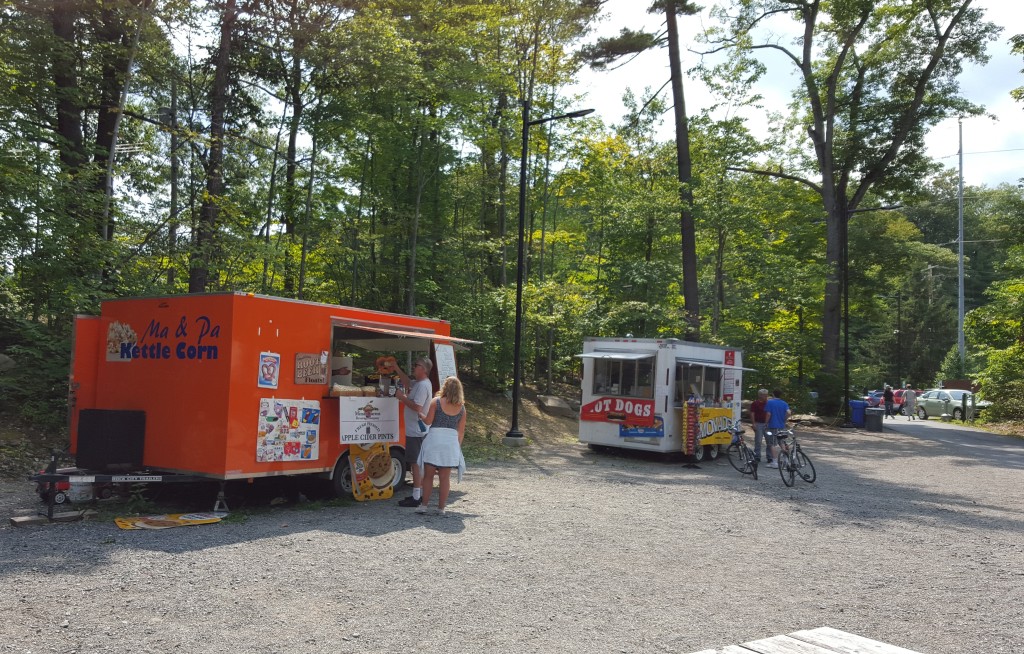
xmin=331 ymin=457 xmax=353 ymax=498
xmin=705 ymin=444 xmax=720 ymax=460
xmin=52 ymin=490 xmax=68 ymax=505
xmin=690 ymin=444 xmax=706 ymax=463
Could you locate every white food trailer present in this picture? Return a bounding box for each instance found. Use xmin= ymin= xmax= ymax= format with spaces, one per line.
xmin=577 ymin=337 xmax=747 ymax=461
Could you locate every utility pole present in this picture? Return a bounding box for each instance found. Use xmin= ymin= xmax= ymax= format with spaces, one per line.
xmin=957 ymin=117 xmax=965 ymax=368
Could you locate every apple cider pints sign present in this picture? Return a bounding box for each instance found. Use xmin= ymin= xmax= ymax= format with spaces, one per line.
xmin=580 ymin=396 xmax=656 ymax=427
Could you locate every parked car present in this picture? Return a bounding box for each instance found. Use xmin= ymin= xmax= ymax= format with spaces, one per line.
xmin=863 ymin=390 xmax=885 ymax=407
xmin=915 ymin=389 xmax=992 ymax=420
xmin=894 ymin=388 xmax=923 ymax=415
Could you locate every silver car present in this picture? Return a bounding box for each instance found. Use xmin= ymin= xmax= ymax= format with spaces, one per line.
xmin=915 ymin=389 xmax=991 ymax=420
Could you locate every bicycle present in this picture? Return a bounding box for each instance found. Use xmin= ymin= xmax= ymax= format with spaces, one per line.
xmin=767 ymin=424 xmax=816 ymax=487
xmin=725 ymin=425 xmax=757 ymax=480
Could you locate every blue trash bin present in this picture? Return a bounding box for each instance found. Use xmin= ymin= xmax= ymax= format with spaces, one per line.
xmin=848 ymin=400 xmax=867 ymax=427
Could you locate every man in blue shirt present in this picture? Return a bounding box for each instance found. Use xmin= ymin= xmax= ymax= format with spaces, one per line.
xmin=764 ymin=389 xmax=791 ymax=469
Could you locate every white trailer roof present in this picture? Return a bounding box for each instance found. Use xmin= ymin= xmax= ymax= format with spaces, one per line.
xmin=576 ymin=351 xmax=656 ymax=360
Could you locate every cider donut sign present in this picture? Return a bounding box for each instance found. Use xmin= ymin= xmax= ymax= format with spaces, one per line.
xmin=580 ymin=397 xmax=656 ymax=427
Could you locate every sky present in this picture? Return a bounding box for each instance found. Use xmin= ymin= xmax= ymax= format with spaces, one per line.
xmin=568 ymin=0 xmax=1023 ymax=188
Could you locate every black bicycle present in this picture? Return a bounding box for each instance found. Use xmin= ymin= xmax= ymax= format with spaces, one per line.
xmin=726 ymin=425 xmax=757 ymax=480
xmin=769 ymin=425 xmax=816 ymax=487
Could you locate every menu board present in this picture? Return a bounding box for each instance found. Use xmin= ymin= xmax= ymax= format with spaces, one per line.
xmin=434 ymin=343 xmax=457 ymax=381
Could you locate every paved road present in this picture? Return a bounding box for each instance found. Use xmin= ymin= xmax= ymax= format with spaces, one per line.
xmin=876 ymin=415 xmax=1024 ymax=469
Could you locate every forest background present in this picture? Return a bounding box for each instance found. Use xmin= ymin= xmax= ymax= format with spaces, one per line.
xmin=1 ymin=0 xmax=1023 ymax=436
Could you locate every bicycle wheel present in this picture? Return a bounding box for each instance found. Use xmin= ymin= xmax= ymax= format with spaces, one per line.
xmin=726 ymin=443 xmax=752 ymax=474
xmin=795 ymin=447 xmax=816 ymax=483
xmin=778 ymin=452 xmax=795 ymax=487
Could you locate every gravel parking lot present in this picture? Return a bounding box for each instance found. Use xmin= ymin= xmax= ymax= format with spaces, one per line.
xmin=1 ymin=423 xmax=1022 ymax=654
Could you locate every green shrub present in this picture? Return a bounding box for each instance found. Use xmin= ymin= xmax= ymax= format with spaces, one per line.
xmin=0 ymin=317 xmax=71 ymax=433
xmin=985 ymin=380 xmax=1024 ymax=421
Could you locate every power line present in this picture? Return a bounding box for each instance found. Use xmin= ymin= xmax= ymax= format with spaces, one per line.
xmin=935 ymin=147 xmax=1024 ymax=159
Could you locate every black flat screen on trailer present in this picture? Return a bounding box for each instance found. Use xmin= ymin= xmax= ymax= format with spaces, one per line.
xmin=77 ymin=409 xmax=146 ymax=472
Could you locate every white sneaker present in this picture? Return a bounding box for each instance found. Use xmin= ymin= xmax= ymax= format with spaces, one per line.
xmin=767 ymin=461 xmax=779 ymax=468
xmin=415 ymin=505 xmax=428 ymax=514
xmin=433 ymin=507 xmax=447 ymax=516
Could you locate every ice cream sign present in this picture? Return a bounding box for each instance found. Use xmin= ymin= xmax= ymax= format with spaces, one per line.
xmin=580 ymin=397 xmax=656 ymax=427
xmin=107 ymin=316 xmax=222 ymax=362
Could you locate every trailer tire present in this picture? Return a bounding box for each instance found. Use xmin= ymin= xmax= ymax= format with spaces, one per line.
xmin=388 ymin=447 xmax=408 ymax=489
xmin=706 ymin=444 xmax=720 ymax=460
xmin=52 ymin=490 xmax=68 ymax=505
xmin=690 ymin=445 xmax=706 ymax=463
xmin=331 ymin=457 xmax=353 ymax=498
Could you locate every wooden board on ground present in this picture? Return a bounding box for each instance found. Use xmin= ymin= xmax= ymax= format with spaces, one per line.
xmin=686 ymin=628 xmax=923 ymax=654
xmin=739 ymin=635 xmax=840 ymax=654
xmin=10 ymin=509 xmax=98 ymax=527
xmin=789 ymin=627 xmax=923 ymax=654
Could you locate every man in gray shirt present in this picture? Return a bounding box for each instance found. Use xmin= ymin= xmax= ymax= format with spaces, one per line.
xmin=394 ymin=357 xmax=433 ymax=506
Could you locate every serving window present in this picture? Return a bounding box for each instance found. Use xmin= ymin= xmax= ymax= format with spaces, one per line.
xmin=674 ymin=362 xmax=722 ymax=406
xmin=591 ymin=355 xmax=655 ymax=399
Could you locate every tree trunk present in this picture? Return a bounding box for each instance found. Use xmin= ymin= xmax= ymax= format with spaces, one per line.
xmin=189 ymin=0 xmax=235 ymax=293
xmin=50 ymin=1 xmax=87 ymax=217
xmin=665 ymin=1 xmax=699 ymax=340
xmin=282 ymin=27 xmax=304 ymax=297
xmin=298 ymin=131 xmax=318 ymax=300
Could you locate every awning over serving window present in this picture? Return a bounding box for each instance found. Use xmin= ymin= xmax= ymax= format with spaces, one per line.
xmin=676 ymin=356 xmax=757 ymax=371
xmin=331 ymin=319 xmax=482 ymax=351
xmin=576 ymin=351 xmax=656 ymax=360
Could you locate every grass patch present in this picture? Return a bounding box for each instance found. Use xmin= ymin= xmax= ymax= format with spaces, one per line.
xmin=460 ymin=382 xmax=578 ymax=462
xmin=978 ymin=419 xmax=1024 ymax=439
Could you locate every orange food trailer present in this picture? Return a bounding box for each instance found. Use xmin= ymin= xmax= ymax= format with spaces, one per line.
xmin=45 ymin=292 xmax=476 ymax=509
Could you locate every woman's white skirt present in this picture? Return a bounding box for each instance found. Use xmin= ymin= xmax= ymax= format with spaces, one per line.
xmin=417 ymin=427 xmax=466 ymax=482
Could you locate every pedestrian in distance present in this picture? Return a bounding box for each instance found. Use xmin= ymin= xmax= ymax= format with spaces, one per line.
xmin=749 ymin=388 xmax=770 ymax=463
xmin=392 ymin=357 xmax=434 ymax=507
xmin=903 ymin=383 xmax=917 ymax=420
xmin=415 ymin=376 xmax=467 ymax=516
xmin=764 ymin=389 xmax=791 ymax=469
xmin=883 ymin=385 xmax=895 ymax=419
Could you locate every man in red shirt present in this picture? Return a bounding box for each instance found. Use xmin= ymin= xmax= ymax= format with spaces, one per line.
xmin=749 ymin=388 xmax=770 ymax=464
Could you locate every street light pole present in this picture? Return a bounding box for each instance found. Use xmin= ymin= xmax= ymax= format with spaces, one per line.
xmin=842 ymin=208 xmax=851 ymax=427
xmin=895 ymin=291 xmax=902 ymax=384
xmin=504 ymin=100 xmax=593 ymax=446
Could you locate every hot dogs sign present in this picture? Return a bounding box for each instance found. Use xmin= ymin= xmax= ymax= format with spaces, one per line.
xmin=580 ymin=396 xmax=656 ymax=427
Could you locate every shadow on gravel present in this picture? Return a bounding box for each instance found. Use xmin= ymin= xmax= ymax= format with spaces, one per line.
xmin=755 ymin=428 xmax=1024 ymax=536
xmin=2 ymin=425 xmax=1020 ymax=579
xmin=520 ymin=426 xmax=1024 ymax=538
xmin=0 ymin=477 xmax=476 ymax=576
